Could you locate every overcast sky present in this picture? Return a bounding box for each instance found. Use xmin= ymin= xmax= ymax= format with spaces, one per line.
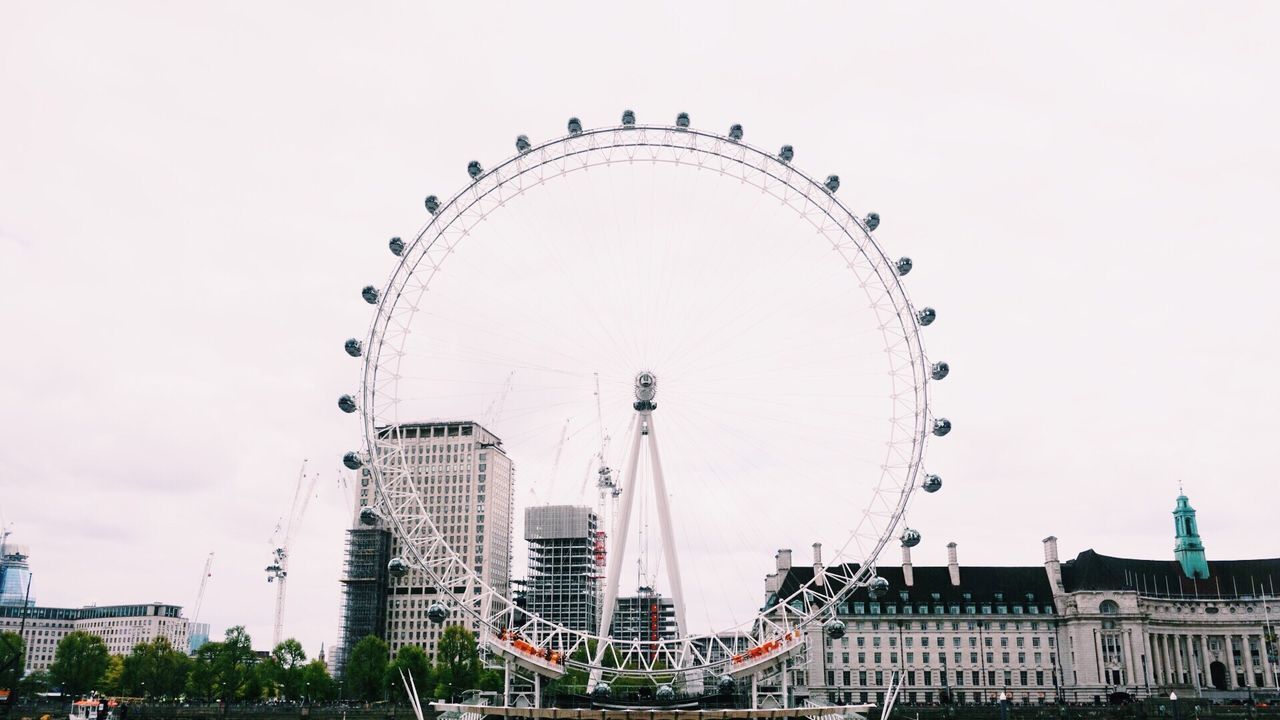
xmin=2 ymin=2 xmax=1278 ymax=658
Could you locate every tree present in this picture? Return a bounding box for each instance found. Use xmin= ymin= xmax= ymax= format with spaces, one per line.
xmin=121 ymin=636 xmax=191 ymax=698
xmin=216 ymin=626 xmax=260 ymax=701
xmin=269 ymin=639 xmax=307 ymax=701
xmin=50 ymin=631 xmax=109 ymax=698
xmin=388 ymin=644 xmax=432 ymax=704
xmin=0 ymin=631 xmax=25 ymax=692
xmin=185 ymin=641 xmax=222 ymax=701
xmin=100 ymin=655 xmax=125 ymax=696
xmin=433 ymin=625 xmax=480 ymax=702
xmin=300 ymin=659 xmax=337 ymax=702
xmin=344 ymin=635 xmax=388 ymax=702
xmin=17 ymin=669 xmax=52 ymax=696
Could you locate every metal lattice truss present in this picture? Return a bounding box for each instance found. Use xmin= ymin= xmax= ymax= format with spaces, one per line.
xmin=356 ymin=122 xmax=936 ymax=681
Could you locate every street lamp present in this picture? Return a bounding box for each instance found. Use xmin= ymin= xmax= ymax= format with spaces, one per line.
xmin=1170 ymin=691 xmax=1180 ymax=720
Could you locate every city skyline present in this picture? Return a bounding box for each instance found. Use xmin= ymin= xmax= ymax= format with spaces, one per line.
xmin=3 ymin=1 xmax=1279 ymax=663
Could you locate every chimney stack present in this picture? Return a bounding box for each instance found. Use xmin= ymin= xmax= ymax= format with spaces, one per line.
xmin=813 ymin=542 xmax=825 ymax=587
xmin=947 ymin=542 xmax=961 ymax=586
xmin=776 ymin=548 xmax=792 ymax=572
xmin=1042 ymin=536 xmax=1064 ymax=594
xmin=902 ymin=544 xmax=914 ymax=587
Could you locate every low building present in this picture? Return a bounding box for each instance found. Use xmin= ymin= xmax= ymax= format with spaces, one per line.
xmin=1 ymin=602 xmax=188 ymax=675
xmin=768 ymin=493 xmax=1279 ymax=705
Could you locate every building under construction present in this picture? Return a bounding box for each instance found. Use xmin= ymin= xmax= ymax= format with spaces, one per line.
xmin=336 ymin=525 xmax=391 ymax=676
xmin=524 ymin=505 xmax=600 ymax=637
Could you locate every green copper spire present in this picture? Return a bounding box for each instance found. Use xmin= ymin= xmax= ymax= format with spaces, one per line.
xmin=1173 ymin=493 xmax=1209 ymax=580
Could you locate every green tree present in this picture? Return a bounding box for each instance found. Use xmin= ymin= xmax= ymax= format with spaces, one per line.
xmin=0 ymin=631 xmax=25 ymax=691
xmin=433 ymin=625 xmax=480 ymax=702
xmin=344 ymin=635 xmax=389 ymax=702
xmin=100 ymin=654 xmax=125 ymax=696
xmin=216 ymin=626 xmax=260 ymax=701
xmin=269 ymin=639 xmax=307 ymax=700
xmin=300 ymin=659 xmax=337 ymax=702
xmin=17 ymin=669 xmax=52 ymax=696
xmin=121 ymin=636 xmax=191 ymax=698
xmin=388 ymin=644 xmax=432 ymax=704
xmin=185 ymin=641 xmax=221 ymax=701
xmin=50 ymin=631 xmax=109 ymax=698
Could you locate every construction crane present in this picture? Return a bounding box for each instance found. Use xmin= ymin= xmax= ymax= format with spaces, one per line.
xmin=266 ymin=461 xmax=320 ymax=648
xmin=191 ymin=552 xmax=214 ymax=623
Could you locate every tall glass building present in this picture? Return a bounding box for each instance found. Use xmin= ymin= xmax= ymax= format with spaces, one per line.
xmin=0 ymin=542 xmax=34 ymax=606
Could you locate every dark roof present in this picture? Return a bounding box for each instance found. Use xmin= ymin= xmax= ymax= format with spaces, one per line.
xmin=775 ymin=563 xmax=1054 ymax=608
xmin=1061 ymin=550 xmax=1280 ymax=598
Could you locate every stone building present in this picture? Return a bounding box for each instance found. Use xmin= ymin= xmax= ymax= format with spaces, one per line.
xmin=768 ymin=493 xmax=1279 ymax=705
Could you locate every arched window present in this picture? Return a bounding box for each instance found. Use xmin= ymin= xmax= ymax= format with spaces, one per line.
xmin=1099 ymin=600 xmax=1120 ymax=614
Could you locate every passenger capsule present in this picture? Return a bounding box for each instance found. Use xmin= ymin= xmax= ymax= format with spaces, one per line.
xmin=717 ymin=675 xmax=735 ymax=692
xmin=864 ymin=212 xmax=881 ymax=231
xmin=931 ymin=361 xmax=950 ymax=381
xmin=622 ymin=109 xmax=636 ymax=126
xmin=779 ymin=145 xmax=795 ymax=163
xmin=342 ymin=451 xmax=363 ymax=470
xmin=338 ymin=395 xmax=357 ymax=413
xmin=568 ymin=117 xmax=583 ymax=135
xmin=900 ymin=527 xmax=922 ymax=548
xmin=896 ymin=257 xmax=913 ymax=276
xmin=728 ymin=123 xmax=743 ymax=141
xmin=824 ymin=175 xmax=841 ymax=193
xmin=388 ymin=236 xmax=404 ymax=256
xmin=467 ymin=161 xmax=483 ymax=180
xmin=361 ymin=286 xmax=379 ymax=304
xmin=922 ymin=474 xmax=943 ymax=493
xmin=387 ymin=557 xmax=409 ymax=579
xmin=656 ymin=685 xmax=675 ymax=702
xmin=359 ymin=507 xmax=380 ymax=526
xmin=345 ymin=338 xmax=363 ymax=358
xmin=516 ymin=135 xmax=531 ymax=153
xmin=427 ymin=602 xmax=448 ymax=624
xmin=932 ymin=418 xmax=952 ymax=437
xmin=424 ymin=195 xmax=441 ymax=214
xmin=868 ymin=576 xmax=890 ymax=599
xmin=824 ymin=619 xmax=847 ymax=639
xmin=917 ymin=307 xmax=937 ymax=326
xmin=592 ymin=682 xmax=612 ymax=698
xmin=676 ymin=112 xmax=690 ymax=128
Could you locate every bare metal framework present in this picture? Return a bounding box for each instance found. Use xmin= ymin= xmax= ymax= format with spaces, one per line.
xmin=351 ymin=121 xmax=940 ymax=682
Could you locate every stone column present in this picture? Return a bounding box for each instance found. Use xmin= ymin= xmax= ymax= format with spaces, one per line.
xmin=1142 ymin=631 xmax=1156 ymax=689
xmin=1094 ymin=629 xmax=1105 ymax=686
xmin=1172 ymin=634 xmax=1185 ymax=685
xmin=1126 ymin=629 xmax=1139 ymax=688
xmin=1199 ymin=635 xmax=1212 ymax=690
xmin=1226 ymin=635 xmax=1237 ymax=689
xmin=1155 ymin=633 xmax=1167 ymax=685
xmin=1244 ymin=635 xmax=1257 ymax=687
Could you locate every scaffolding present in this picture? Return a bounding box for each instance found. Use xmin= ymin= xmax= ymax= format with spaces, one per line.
xmin=524 ymin=506 xmax=599 ymax=642
xmin=337 ymin=526 xmax=391 ymax=676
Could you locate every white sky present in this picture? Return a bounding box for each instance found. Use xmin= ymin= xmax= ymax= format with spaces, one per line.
xmin=2 ymin=2 xmax=1278 ymax=656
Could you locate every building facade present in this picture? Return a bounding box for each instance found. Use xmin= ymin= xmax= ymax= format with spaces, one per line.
xmin=349 ymin=420 xmax=515 ymax=664
xmin=610 ymin=587 xmax=678 ymax=644
xmin=770 ymin=494 xmax=1279 ymax=705
xmin=1 ymin=602 xmax=188 ymax=675
xmin=523 ymin=505 xmax=600 ymax=634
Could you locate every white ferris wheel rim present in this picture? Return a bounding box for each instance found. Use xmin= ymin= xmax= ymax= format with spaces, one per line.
xmin=355 ymin=121 xmax=936 ymax=678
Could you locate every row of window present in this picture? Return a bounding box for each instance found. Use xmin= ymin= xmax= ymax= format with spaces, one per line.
xmin=826 ymin=650 xmax=1055 ymax=667
xmin=823 ymin=668 xmax=1052 ymax=688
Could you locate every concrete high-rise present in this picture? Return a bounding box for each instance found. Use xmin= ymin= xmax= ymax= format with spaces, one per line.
xmin=352 ymin=421 xmax=514 ymax=663
xmin=523 ymin=505 xmax=600 ymax=635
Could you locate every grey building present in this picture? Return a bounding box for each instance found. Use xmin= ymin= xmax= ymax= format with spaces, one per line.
xmin=611 ymin=586 xmax=677 ymax=644
xmin=335 ymin=525 xmax=392 ymax=676
xmin=523 ymin=505 xmax=600 ymax=636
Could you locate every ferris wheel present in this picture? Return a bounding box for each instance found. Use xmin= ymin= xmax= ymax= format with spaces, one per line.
xmin=337 ymin=111 xmax=951 ymax=695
